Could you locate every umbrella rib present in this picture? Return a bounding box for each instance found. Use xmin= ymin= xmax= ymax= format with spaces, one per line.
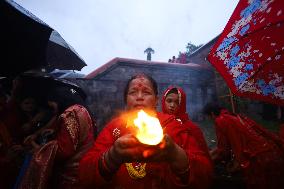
xmin=242 ymin=48 xmax=284 ymax=88
xmin=216 ymin=20 xmax=284 ymax=53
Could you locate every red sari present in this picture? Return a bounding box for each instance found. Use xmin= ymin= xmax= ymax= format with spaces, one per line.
xmin=19 ymin=104 xmax=94 ymax=189
xmin=213 ymin=110 xmax=284 ymax=189
xmin=0 ymin=106 xmax=22 ymax=189
xmin=79 ymin=112 xmax=213 ymax=189
xmin=162 ymin=86 xmax=211 ymax=157
xmin=0 ymin=116 xmax=15 ymax=189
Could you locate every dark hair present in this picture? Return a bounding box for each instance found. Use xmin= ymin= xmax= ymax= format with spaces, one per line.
xmin=47 ymin=85 xmax=86 ymax=114
xmin=166 ymin=88 xmax=178 ymax=96
xmin=46 ymin=82 xmax=97 ymax=137
xmin=203 ymin=102 xmax=223 ymax=116
xmin=123 ymin=73 xmax=158 ymax=103
xmin=15 ymin=87 xmax=47 ymax=110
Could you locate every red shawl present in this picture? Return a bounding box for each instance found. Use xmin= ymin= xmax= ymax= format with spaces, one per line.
xmin=214 ymin=110 xmax=284 ymax=189
xmin=18 ymin=104 xmax=94 ymax=189
xmin=161 ymin=86 xmax=211 ymax=157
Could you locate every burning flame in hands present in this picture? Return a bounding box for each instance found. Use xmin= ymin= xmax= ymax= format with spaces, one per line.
xmin=133 ymin=110 xmax=163 ymax=145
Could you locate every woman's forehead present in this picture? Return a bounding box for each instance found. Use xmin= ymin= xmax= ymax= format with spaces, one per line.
xmin=166 ymin=93 xmax=179 ymax=99
xmin=129 ymin=77 xmax=152 ymax=88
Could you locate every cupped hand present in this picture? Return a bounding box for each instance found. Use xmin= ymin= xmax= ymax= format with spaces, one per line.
xmin=141 ymin=134 xmax=178 ymax=162
xmin=112 ymin=134 xmax=147 ymax=162
xmin=109 ymin=133 xmax=184 ymax=164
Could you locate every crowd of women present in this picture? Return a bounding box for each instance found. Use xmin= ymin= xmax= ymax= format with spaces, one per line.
xmin=0 ymin=72 xmax=284 ymax=189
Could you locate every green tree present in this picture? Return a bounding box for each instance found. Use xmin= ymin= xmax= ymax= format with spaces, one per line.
xmin=186 ymin=42 xmax=202 ymax=56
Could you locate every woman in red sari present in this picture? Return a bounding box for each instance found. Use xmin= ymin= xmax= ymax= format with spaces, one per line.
xmin=203 ymin=103 xmax=284 ymax=189
xmin=161 ymin=86 xmax=211 ymax=157
xmin=79 ymin=73 xmax=213 ymax=189
xmin=20 ymin=81 xmax=95 ymax=189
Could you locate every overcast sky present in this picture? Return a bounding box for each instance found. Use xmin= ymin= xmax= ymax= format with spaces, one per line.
xmin=14 ymin=0 xmax=239 ymax=74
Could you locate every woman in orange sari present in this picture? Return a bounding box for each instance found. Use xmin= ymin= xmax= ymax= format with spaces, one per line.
xmin=79 ymin=73 xmax=213 ymax=189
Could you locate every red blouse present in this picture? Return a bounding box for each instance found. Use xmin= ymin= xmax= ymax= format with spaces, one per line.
xmin=80 ymin=112 xmax=213 ymax=189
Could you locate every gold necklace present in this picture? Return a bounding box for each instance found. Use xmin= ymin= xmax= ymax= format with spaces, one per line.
xmin=125 ymin=163 xmax=147 ymax=179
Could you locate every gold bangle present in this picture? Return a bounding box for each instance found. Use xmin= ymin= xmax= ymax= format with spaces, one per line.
xmin=101 ymin=152 xmax=112 ymax=173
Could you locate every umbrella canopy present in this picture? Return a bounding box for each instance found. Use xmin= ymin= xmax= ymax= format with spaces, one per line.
xmin=17 ymin=71 xmax=87 ymax=101
xmin=208 ymin=0 xmax=284 ymax=105
xmin=0 ymin=0 xmax=87 ymax=77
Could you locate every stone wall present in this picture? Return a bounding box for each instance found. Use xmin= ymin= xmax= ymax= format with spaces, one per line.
xmin=73 ymin=58 xmax=217 ymax=132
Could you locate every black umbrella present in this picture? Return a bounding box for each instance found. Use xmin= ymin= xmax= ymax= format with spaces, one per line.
xmin=17 ymin=71 xmax=87 ymax=100
xmin=0 ymin=0 xmax=87 ymax=77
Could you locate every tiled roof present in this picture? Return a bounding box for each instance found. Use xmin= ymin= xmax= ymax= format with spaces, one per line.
xmin=85 ymin=57 xmax=210 ymax=79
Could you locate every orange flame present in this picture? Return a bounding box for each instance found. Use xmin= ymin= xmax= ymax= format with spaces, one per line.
xmin=133 ymin=110 xmax=163 ymax=145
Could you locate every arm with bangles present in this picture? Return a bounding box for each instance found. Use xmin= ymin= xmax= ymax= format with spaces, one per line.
xmin=163 ymin=125 xmax=213 ymax=189
xmin=80 ymin=117 xmax=212 ymax=188
xmin=163 ymin=136 xmax=191 ymax=187
xmin=100 ymin=133 xmax=190 ymax=181
xmin=79 ymin=122 xmax=117 ymax=187
xmin=79 ymin=119 xmax=191 ymax=188
xmin=100 ymin=132 xmax=213 ymax=189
